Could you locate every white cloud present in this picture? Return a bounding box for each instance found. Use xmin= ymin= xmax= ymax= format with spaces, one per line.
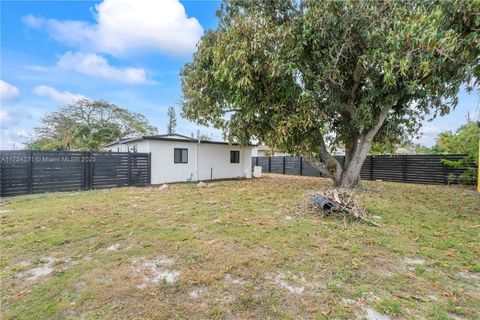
xmin=416 ymin=124 xmax=445 ymax=147
xmin=420 ymin=125 xmax=441 ymax=135
xmin=56 ymin=51 xmax=148 ymax=84
xmin=33 ymin=85 xmax=86 ymax=104
xmin=0 ymin=107 xmax=32 ymax=128
xmin=23 ymin=14 xmax=44 ymax=28
xmin=0 ymin=109 xmax=10 ymax=122
xmin=0 ymin=128 xmax=31 ymax=150
xmin=23 ymin=0 xmax=203 ymax=57
xmin=23 ymin=52 xmax=149 ymax=84
xmin=0 ymin=80 xmax=20 ymax=102
xmin=24 ymin=65 xmax=50 ymax=72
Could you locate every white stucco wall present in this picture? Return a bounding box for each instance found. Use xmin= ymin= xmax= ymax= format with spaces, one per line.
xmin=105 ymin=139 xmax=252 ymax=184
xmin=105 ymin=140 xmax=149 ymax=153
xmin=197 ymin=143 xmax=251 ymax=181
xmin=148 ymin=140 xmax=198 ymax=184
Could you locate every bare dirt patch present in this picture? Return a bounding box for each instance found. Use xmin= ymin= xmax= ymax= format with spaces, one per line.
xmin=403 ymin=257 xmax=425 ymax=266
xmin=22 ymin=257 xmax=56 ymax=281
xmin=189 ymin=287 xmax=207 ymax=299
xmin=363 ymin=307 xmax=391 ymax=320
xmin=106 ymin=242 xmax=122 ymax=251
xmin=133 ymin=257 xmax=180 ymax=288
xmin=224 ymin=273 xmax=247 ymax=286
xmin=272 ymin=271 xmax=306 ymax=295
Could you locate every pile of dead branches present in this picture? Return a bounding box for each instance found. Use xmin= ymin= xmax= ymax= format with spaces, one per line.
xmin=300 ymin=188 xmax=379 ymax=226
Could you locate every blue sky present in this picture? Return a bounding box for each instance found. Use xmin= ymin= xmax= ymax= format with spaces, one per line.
xmin=0 ymin=0 xmax=478 ymax=150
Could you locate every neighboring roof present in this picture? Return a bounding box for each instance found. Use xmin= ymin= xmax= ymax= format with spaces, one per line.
xmin=105 ymin=133 xmax=246 ymax=147
xmin=255 ymin=145 xmax=272 ymax=151
xmin=395 ymin=147 xmax=416 ymax=155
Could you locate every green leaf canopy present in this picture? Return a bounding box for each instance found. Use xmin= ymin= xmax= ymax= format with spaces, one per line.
xmin=181 ymin=0 xmax=479 ymax=158
xmin=27 ymin=99 xmax=157 ymax=151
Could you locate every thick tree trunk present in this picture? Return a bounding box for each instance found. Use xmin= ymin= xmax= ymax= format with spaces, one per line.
xmin=302 ymin=138 xmax=343 ymax=183
xmin=337 ymin=136 xmax=373 ymax=187
xmin=304 ymin=106 xmax=392 ymax=188
xmin=305 ymin=154 xmax=357 ymax=187
xmin=307 ymin=140 xmax=369 ymax=188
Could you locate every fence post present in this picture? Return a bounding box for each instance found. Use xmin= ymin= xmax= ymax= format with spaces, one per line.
xmin=369 ymin=155 xmax=374 ymax=181
xmin=88 ymin=152 xmax=93 ymax=190
xmin=128 ymin=152 xmax=132 ymax=186
xmin=300 ymin=156 xmax=303 ymax=176
xmin=27 ymin=150 xmax=33 ymax=194
xmin=402 ymin=155 xmax=407 ymax=183
xmin=283 ymin=156 xmax=286 ymax=174
xmin=82 ymin=151 xmax=86 ymax=190
xmin=147 ymin=153 xmax=152 ymax=184
xmin=443 ymin=155 xmax=447 ymax=185
xmin=268 ymin=157 xmax=271 ymax=173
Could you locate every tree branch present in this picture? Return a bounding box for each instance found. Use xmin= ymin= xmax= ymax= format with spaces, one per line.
xmin=364 ymin=106 xmax=392 ymax=142
xmin=317 ymin=136 xmax=332 ymax=161
xmin=302 ymin=134 xmax=342 ymax=181
xmin=223 ymin=109 xmax=241 ymax=113
xmin=302 ymin=153 xmax=333 ymax=178
xmin=343 ymin=140 xmax=357 ymax=169
xmin=348 ymin=60 xmax=361 ymax=119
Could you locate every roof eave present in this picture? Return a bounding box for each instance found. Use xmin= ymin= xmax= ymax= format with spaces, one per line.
xmin=105 ymin=135 xmax=255 ymax=147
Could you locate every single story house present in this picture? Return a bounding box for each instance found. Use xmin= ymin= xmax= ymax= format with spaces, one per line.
xmin=105 ymin=134 xmax=252 ymax=184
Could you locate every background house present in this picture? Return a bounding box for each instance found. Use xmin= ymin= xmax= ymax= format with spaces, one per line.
xmin=252 ymin=145 xmax=289 ymax=157
xmin=105 ymin=134 xmax=252 ymax=184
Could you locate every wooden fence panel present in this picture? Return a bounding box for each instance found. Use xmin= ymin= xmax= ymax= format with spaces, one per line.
xmin=32 ymin=151 xmax=84 ymax=193
xmin=269 ymin=157 xmax=283 ymax=174
xmin=257 ymin=157 xmax=269 ymax=173
xmin=372 ymin=155 xmax=404 ymax=183
xmin=360 ymin=156 xmax=372 ymax=181
xmin=405 ymin=155 xmax=445 ymax=184
xmin=131 ymin=153 xmax=150 ymax=186
xmin=0 ymin=151 xmax=30 ymax=196
xmin=91 ymin=152 xmax=130 ymax=189
xmin=285 ymin=156 xmax=301 ymax=175
xmin=0 ymin=150 xmax=151 ymax=196
xmin=301 ymin=157 xmax=320 ymax=177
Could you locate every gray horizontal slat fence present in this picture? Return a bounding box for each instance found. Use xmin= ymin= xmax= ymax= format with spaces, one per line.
xmin=373 ymin=155 xmax=404 ymax=183
xmin=285 ymin=156 xmax=301 ymax=175
xmin=1 ymin=150 xmax=30 ymax=196
xmin=301 ymin=157 xmax=320 ymax=176
xmin=32 ymin=151 xmax=84 ymax=193
xmin=0 ymin=150 xmax=151 ymax=196
xmin=269 ymin=157 xmax=283 ymax=174
xmin=251 ymin=154 xmax=476 ymax=185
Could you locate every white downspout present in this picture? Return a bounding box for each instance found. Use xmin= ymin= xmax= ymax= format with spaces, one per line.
xmin=196 ymin=137 xmax=200 ymax=182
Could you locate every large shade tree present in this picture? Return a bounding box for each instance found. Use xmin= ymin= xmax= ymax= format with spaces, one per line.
xmin=27 ymin=99 xmax=157 ymax=151
xmin=181 ymin=0 xmax=479 ymax=187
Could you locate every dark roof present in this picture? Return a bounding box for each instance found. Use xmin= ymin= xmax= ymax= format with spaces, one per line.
xmin=105 ymin=133 xmax=244 ymax=147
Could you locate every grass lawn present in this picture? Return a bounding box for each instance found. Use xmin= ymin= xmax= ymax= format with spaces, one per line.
xmin=1 ymin=174 xmax=479 ymax=319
